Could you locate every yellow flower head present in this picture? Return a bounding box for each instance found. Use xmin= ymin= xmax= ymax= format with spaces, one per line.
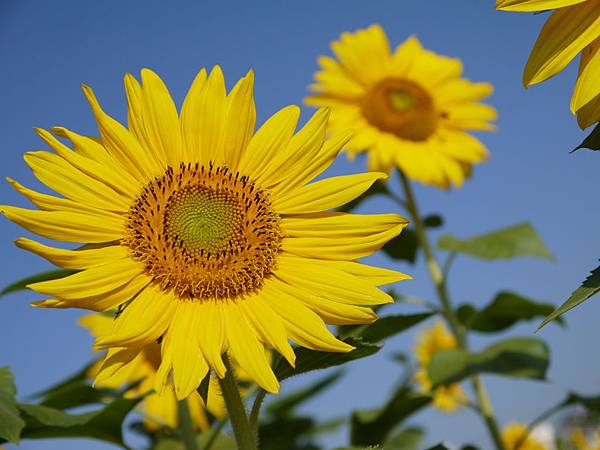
xmin=2 ymin=66 xmax=410 ymax=398
xmin=496 ymin=0 xmax=600 ymax=129
xmin=413 ymin=321 xmax=468 ymax=412
xmin=570 ymin=427 xmax=600 ymax=450
xmin=306 ymin=24 xmax=496 ymax=189
xmin=501 ymin=422 xmax=548 ymax=450
xmin=80 ymin=314 xmax=226 ymax=432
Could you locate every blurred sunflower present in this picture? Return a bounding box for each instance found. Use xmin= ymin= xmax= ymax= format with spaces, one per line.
xmin=80 ymin=314 xmax=227 ymax=431
xmin=306 ymin=24 xmax=496 ymax=189
xmin=496 ymin=0 xmax=600 ymax=128
xmin=570 ymin=427 xmax=600 ymax=450
xmin=501 ymin=422 xmax=548 ymax=450
xmin=413 ymin=321 xmax=468 ymax=412
xmin=2 ymin=66 xmax=409 ymax=398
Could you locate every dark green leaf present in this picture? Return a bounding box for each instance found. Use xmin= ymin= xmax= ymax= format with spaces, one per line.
xmin=343 ymin=180 xmax=390 ymax=211
xmin=572 ymin=123 xmax=600 ymax=152
xmin=426 ymin=446 xmax=451 ymax=450
xmin=274 ymin=338 xmax=380 ymax=381
xmin=423 ymin=215 xmax=444 ymax=228
xmin=340 ymin=313 xmax=434 ymax=342
xmin=19 ymin=396 xmax=141 ymax=448
xmin=437 ymin=223 xmax=554 ymax=261
xmin=458 ymin=291 xmax=562 ymax=333
xmin=0 ymin=367 xmax=25 ymax=443
xmin=539 ymin=263 xmax=600 ymax=330
xmin=155 ymin=433 xmax=237 ymax=450
xmin=267 ymin=371 xmax=344 ymax=417
xmin=258 ymin=416 xmax=319 ymax=450
xmin=1 ymin=269 xmax=76 ymax=296
xmin=428 ymin=337 xmax=549 ymax=386
xmin=386 ymin=426 xmax=424 ymax=450
xmin=350 ymin=387 xmax=430 ymax=446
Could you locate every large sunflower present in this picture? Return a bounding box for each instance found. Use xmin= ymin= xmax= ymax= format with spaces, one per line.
xmin=496 ymin=0 xmax=600 ymax=128
xmin=413 ymin=321 xmax=468 ymax=413
xmin=80 ymin=313 xmax=228 ymax=432
xmin=2 ymin=67 xmax=409 ymax=398
xmin=306 ymin=24 xmax=496 ymax=189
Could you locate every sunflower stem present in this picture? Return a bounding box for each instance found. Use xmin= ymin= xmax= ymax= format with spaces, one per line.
xmin=219 ymin=355 xmax=257 ymax=450
xmin=397 ymin=170 xmax=506 ymax=450
xmin=178 ymin=399 xmax=199 ymax=450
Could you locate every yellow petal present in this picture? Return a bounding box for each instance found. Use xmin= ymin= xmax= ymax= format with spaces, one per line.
xmin=576 ymin=92 xmax=600 ymax=128
xmin=273 ymin=172 xmax=387 ymax=214
xmin=271 ymin=129 xmax=353 ymax=197
xmin=239 ymin=296 xmax=296 ymax=367
xmin=0 ymin=205 xmax=124 ymax=243
xmin=24 ymin=151 xmax=130 ymax=213
xmin=95 ymin=347 xmax=141 ymax=386
xmin=82 ymin=84 xmax=163 ymax=180
xmin=256 ymin=108 xmax=329 ymax=188
xmin=96 ymin=285 xmax=177 ymax=349
xmin=28 ymin=258 xmax=144 ymax=300
xmin=275 ymin=280 xmax=378 ymax=326
xmin=496 ymin=0 xmax=588 ymax=11
xmin=180 ymin=69 xmax=208 ymax=162
xmin=524 ymin=2 xmax=600 ymax=86
xmin=15 ymin=238 xmax=127 ymax=270
xmin=180 ymin=66 xmax=227 ymax=164
xmin=35 ymin=128 xmax=140 ymax=199
xmin=282 ymin=212 xmax=406 ymax=259
xmin=238 ymin=105 xmax=299 ymax=178
xmin=262 ymin=280 xmax=354 ymax=353
xmin=196 ymin=301 xmax=227 ymax=378
xmin=7 ymin=178 xmax=105 ymax=214
xmin=293 ymin=259 xmax=410 ymax=286
xmin=170 ymin=302 xmax=210 ymax=400
xmin=222 ymin=302 xmax=279 ymax=393
xmin=572 ymin=36 xmax=600 ymax=112
xmin=275 ymin=255 xmax=393 ymax=306
xmin=139 ymin=69 xmax=183 ymax=166
xmin=223 ymin=70 xmax=256 ymax=170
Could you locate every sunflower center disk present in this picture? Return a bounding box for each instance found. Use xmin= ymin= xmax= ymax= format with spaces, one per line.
xmin=361 ymin=78 xmax=438 ymax=141
xmin=123 ymin=164 xmax=282 ymax=301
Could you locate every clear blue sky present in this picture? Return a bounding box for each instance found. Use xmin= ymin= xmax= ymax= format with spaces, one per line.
xmin=1 ymin=1 xmax=599 ymax=449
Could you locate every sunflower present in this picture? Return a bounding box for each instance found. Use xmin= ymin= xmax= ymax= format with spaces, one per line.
xmin=306 ymin=24 xmax=496 ymax=189
xmin=2 ymin=66 xmax=409 ymax=398
xmin=413 ymin=321 xmax=468 ymax=412
xmin=570 ymin=427 xmax=600 ymax=450
xmin=80 ymin=313 xmax=230 ymax=432
xmin=496 ymin=0 xmax=600 ymax=128
xmin=501 ymin=422 xmax=548 ymax=450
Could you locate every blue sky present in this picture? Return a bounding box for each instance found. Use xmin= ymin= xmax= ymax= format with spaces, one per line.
xmin=1 ymin=0 xmax=599 ymax=449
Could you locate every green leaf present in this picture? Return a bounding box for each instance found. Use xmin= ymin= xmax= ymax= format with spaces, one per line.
xmin=457 ymin=291 xmax=563 ymax=333
xmin=274 ymin=338 xmax=380 ymax=381
xmin=428 ymin=337 xmax=549 ymax=386
xmin=350 ymin=386 xmax=430 ymax=446
xmin=18 ymin=396 xmax=141 ymax=448
xmin=340 ymin=313 xmax=434 ymax=342
xmin=383 ymin=215 xmax=443 ymax=264
xmin=572 ymin=123 xmax=600 ymax=152
xmin=437 ymin=223 xmax=554 ymax=261
xmin=1 ymin=269 xmax=76 ymax=296
xmin=0 ymin=367 xmax=25 ymax=443
xmin=267 ymin=370 xmax=344 ymax=417
xmin=538 ymin=263 xmax=600 ymax=330
xmin=155 ymin=433 xmax=237 ymax=450
xmin=386 ymin=427 xmax=424 ymax=450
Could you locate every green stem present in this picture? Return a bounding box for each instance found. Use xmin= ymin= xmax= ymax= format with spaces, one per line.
xmin=203 ymin=420 xmax=226 ymax=450
xmin=178 ymin=399 xmax=199 ymax=450
xmin=218 ymin=355 xmax=257 ymax=450
xmin=398 ymin=171 xmax=505 ymax=450
xmin=249 ymin=389 xmax=267 ymax=434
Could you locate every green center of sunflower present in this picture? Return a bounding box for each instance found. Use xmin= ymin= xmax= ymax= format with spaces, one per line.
xmin=164 ymin=186 xmax=243 ymax=256
xmin=123 ymin=163 xmax=282 ymax=301
xmin=361 ymin=78 xmax=439 ymax=141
